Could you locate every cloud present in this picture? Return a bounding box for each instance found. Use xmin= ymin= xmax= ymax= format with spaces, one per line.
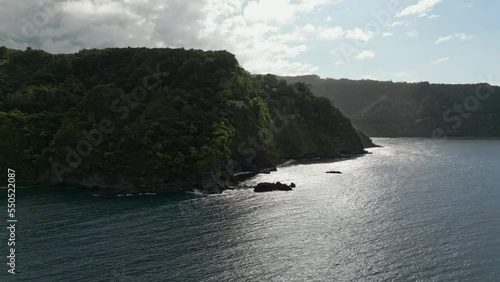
xmin=396 ymin=0 xmax=443 ymax=18
xmin=394 ymin=71 xmax=410 ymax=78
xmin=434 ymin=33 xmax=473 ymax=44
xmin=390 ymin=21 xmax=409 ymax=27
xmin=334 ymin=60 xmax=345 ymax=66
xmin=406 ymin=30 xmax=419 ymax=37
xmin=0 ymin=0 xmax=345 ymax=76
xmin=269 ymin=24 xmax=316 ymax=43
xmin=243 ymin=0 xmax=298 ymax=26
xmin=242 ymin=0 xmax=337 ymax=26
xmin=362 ymin=75 xmax=378 ymax=80
xmin=344 ymin=28 xmax=373 ymax=41
xmin=318 ymin=26 xmax=344 ymax=40
xmin=318 ymin=26 xmax=373 ymax=41
xmin=427 ymin=14 xmax=441 ymax=19
xmin=353 ymin=50 xmax=375 ymax=60
xmin=430 ymin=57 xmax=450 ymax=64
xmin=383 ymin=32 xmax=394 ymax=37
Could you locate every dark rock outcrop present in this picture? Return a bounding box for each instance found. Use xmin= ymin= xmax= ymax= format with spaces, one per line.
xmin=254 ymin=182 xmax=293 ymax=193
xmin=326 ymin=171 xmax=342 ymax=174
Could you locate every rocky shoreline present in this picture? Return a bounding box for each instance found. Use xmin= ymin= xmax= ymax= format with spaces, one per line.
xmin=28 ymin=150 xmax=373 ymax=196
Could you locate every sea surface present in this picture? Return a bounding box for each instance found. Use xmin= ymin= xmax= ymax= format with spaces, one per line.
xmin=1 ymin=138 xmax=500 ymax=281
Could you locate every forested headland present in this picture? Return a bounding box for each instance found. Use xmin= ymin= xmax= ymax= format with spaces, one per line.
xmin=0 ymin=47 xmax=373 ymax=194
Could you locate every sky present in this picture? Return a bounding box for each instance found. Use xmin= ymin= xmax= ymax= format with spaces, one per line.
xmin=0 ymin=0 xmax=498 ymax=84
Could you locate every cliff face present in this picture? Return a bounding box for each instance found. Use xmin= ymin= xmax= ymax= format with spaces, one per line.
xmin=0 ymin=47 xmax=371 ymax=193
xmin=280 ymin=75 xmax=500 ymax=138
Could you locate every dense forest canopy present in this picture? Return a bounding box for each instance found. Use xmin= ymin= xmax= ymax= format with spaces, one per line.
xmin=0 ymin=47 xmax=371 ymax=192
xmin=281 ymin=75 xmax=500 ymax=137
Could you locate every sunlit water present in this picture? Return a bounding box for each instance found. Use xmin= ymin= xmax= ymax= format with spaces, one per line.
xmin=1 ymin=138 xmax=499 ymax=281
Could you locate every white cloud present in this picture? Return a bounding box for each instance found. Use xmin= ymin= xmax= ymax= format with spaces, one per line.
xmin=243 ymin=0 xmax=296 ymax=26
xmin=0 ymin=0 xmax=347 ymax=76
xmin=394 ymin=71 xmax=410 ymax=78
xmin=344 ymin=28 xmax=374 ymax=41
xmin=353 ymin=50 xmax=375 ymax=60
xmin=318 ymin=26 xmax=373 ymax=42
xmin=318 ymin=26 xmax=344 ymax=40
xmin=430 ymin=57 xmax=450 ymax=64
xmin=406 ymin=30 xmax=419 ymax=37
xmin=434 ymin=33 xmax=473 ymax=44
xmin=383 ymin=32 xmax=394 ymax=37
xmin=269 ymin=24 xmax=316 ymax=43
xmin=242 ymin=0 xmax=337 ymax=26
xmin=396 ymin=0 xmax=443 ymax=18
xmin=334 ymin=60 xmax=345 ymax=66
xmin=362 ymin=75 xmax=378 ymax=80
xmin=390 ymin=21 xmax=409 ymax=27
xmin=428 ymin=14 xmax=441 ymax=19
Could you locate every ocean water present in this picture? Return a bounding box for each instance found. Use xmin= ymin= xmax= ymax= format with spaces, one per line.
xmin=1 ymin=138 xmax=500 ymax=281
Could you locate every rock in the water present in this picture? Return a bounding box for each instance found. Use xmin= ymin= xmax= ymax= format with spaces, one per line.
xmin=254 ymin=182 xmax=293 ymax=193
xmin=326 ymin=171 xmax=342 ymax=174
xmin=290 ymin=182 xmax=296 ymax=188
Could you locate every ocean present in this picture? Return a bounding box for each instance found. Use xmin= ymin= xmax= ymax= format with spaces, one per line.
xmin=1 ymin=138 xmax=499 ymax=281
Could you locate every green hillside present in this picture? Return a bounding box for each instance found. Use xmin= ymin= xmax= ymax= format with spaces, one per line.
xmin=0 ymin=47 xmax=371 ymax=194
xmin=281 ymin=75 xmax=500 ymax=137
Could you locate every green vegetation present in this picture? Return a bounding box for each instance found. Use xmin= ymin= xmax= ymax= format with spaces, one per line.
xmin=280 ymin=75 xmax=500 ymax=137
xmin=0 ymin=47 xmax=369 ymax=191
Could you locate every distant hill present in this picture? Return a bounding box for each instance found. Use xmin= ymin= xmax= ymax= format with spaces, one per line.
xmin=280 ymin=75 xmax=500 ymax=137
xmin=0 ymin=47 xmax=373 ymax=194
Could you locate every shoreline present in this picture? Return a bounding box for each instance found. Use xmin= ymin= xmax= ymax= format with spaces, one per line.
xmin=8 ymin=150 xmax=374 ymax=197
xmin=93 ymin=150 xmax=373 ymax=196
